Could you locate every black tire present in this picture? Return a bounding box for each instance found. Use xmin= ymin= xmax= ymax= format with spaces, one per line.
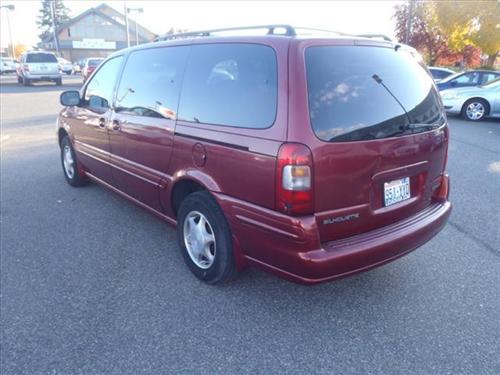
xmin=22 ymin=76 xmax=31 ymax=86
xmin=177 ymin=191 xmax=237 ymax=284
xmin=60 ymin=136 xmax=87 ymax=187
xmin=55 ymin=78 xmax=62 ymax=86
xmin=461 ymin=98 xmax=489 ymax=121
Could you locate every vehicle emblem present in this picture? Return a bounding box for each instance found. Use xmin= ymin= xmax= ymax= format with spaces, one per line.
xmin=323 ymin=213 xmax=360 ymax=225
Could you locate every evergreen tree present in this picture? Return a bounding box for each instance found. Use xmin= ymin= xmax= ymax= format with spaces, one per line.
xmin=37 ymin=0 xmax=70 ymax=42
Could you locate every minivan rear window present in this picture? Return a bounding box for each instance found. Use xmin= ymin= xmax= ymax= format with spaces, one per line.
xmin=26 ymin=53 xmax=58 ymax=63
xmin=306 ymin=46 xmax=443 ymax=142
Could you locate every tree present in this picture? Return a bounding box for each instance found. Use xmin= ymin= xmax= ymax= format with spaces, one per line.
xmin=430 ymin=0 xmax=499 ymax=66
xmin=13 ymin=44 xmax=28 ymax=59
xmin=393 ymin=1 xmax=451 ymax=65
xmin=469 ymin=1 xmax=500 ymax=66
xmin=37 ymin=0 xmax=70 ymax=42
xmin=394 ymin=0 xmax=499 ymax=67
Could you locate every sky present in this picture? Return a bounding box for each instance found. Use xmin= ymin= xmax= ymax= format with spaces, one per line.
xmin=0 ymin=0 xmax=403 ymax=49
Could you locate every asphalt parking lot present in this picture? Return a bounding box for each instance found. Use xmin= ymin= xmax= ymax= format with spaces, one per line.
xmin=1 ymin=74 xmax=499 ymax=374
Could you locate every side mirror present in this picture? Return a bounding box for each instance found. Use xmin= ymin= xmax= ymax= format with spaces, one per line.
xmin=60 ymin=90 xmax=81 ymax=106
xmin=450 ymin=81 xmax=457 ymax=87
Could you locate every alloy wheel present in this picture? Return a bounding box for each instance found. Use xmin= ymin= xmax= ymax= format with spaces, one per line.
xmin=465 ymin=102 xmax=485 ymax=120
xmin=183 ymin=211 xmax=216 ymax=269
xmin=62 ymin=145 xmax=75 ymax=179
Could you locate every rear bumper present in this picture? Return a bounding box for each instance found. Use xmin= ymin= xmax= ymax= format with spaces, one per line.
xmin=24 ymin=73 xmax=61 ymax=80
xmin=215 ymin=193 xmax=451 ymax=285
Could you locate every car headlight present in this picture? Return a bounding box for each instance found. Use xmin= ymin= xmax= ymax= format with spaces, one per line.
xmin=441 ymin=92 xmax=464 ymax=101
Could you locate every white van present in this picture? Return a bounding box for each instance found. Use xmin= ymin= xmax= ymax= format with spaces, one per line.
xmin=16 ymin=51 xmax=62 ymax=86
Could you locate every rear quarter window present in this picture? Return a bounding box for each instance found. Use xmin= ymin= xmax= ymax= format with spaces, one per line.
xmin=306 ymin=45 xmax=442 ymax=142
xmin=178 ymin=43 xmax=278 ymax=128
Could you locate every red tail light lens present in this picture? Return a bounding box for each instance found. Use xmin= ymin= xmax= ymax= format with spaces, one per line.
xmin=433 ymin=174 xmax=450 ymax=201
xmin=276 ymin=143 xmax=314 ymax=215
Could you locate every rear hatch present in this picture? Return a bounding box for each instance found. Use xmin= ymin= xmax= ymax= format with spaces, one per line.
xmin=304 ymin=43 xmax=448 ymax=242
xmin=26 ymin=52 xmax=59 ymax=74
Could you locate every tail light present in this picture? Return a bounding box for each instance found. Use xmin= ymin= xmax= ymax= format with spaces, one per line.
xmin=23 ymin=64 xmax=29 ymax=72
xmin=276 ymin=143 xmax=314 ymax=215
xmin=433 ymin=174 xmax=450 ymax=201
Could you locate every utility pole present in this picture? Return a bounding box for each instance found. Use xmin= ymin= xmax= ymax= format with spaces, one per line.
xmin=124 ymin=0 xmax=130 ymax=48
xmin=50 ymin=0 xmax=60 ymax=56
xmin=0 ymin=4 xmax=15 ymax=58
xmin=135 ymin=18 xmax=139 ymax=46
xmin=405 ymin=0 xmax=414 ymax=44
xmin=127 ymin=7 xmax=143 ymax=46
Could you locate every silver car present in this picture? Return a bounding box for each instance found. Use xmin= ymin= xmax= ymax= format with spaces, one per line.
xmin=441 ymin=77 xmax=500 ymax=121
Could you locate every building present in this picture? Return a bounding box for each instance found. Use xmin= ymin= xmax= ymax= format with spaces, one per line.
xmin=39 ymin=3 xmax=156 ymax=62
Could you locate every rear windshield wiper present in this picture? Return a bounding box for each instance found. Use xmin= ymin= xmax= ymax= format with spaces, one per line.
xmin=384 ymin=123 xmax=443 ymax=138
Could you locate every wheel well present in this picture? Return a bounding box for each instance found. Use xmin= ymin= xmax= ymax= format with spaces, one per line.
xmin=58 ymin=128 xmax=68 ymax=146
xmin=462 ymin=97 xmax=491 ymax=115
xmin=171 ymin=179 xmax=206 ymax=217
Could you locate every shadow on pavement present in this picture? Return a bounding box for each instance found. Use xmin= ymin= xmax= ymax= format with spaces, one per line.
xmin=0 ymin=74 xmax=82 ymax=93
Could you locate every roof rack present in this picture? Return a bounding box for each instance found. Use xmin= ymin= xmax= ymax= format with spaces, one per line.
xmin=155 ymin=25 xmax=394 ymax=42
xmin=354 ymin=34 xmax=393 ymax=42
xmin=155 ymin=24 xmax=296 ymax=41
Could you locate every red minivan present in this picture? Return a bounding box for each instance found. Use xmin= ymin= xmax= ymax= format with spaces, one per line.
xmin=58 ymin=26 xmax=451 ymax=284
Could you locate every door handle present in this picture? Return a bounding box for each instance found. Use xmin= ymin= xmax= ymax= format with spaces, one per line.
xmin=110 ymin=119 xmax=122 ymax=131
xmin=98 ymin=117 xmax=106 ymax=128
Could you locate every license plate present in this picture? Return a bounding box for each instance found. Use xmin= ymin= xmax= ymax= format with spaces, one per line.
xmin=384 ymin=177 xmax=410 ymax=206
xmin=40 ymin=65 xmax=47 ymax=70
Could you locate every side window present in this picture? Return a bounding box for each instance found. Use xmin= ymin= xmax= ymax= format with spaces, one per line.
xmin=115 ymin=46 xmax=189 ymax=119
xmin=433 ymin=70 xmax=447 ymax=79
xmin=178 ymin=43 xmax=278 ymax=128
xmin=84 ymin=56 xmax=123 ymax=111
xmin=481 ymin=73 xmax=499 ymax=84
xmin=453 ymin=72 xmax=480 ymax=84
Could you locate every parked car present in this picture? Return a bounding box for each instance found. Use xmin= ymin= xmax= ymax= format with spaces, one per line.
xmin=436 ymin=70 xmax=500 ymax=91
xmin=72 ymin=62 xmax=81 ymax=74
xmin=16 ymin=51 xmax=62 ymax=86
xmin=428 ymin=66 xmax=455 ymax=82
xmin=57 ymin=26 xmax=451 ymax=285
xmin=441 ymin=77 xmax=500 ymax=121
xmin=82 ymin=57 xmax=104 ymax=82
xmin=0 ymin=57 xmax=16 ymax=74
xmin=58 ymin=57 xmax=73 ymax=75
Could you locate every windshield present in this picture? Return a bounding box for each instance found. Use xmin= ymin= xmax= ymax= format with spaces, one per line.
xmin=306 ymin=45 xmax=444 ymax=142
xmin=26 ymin=53 xmax=58 ymax=63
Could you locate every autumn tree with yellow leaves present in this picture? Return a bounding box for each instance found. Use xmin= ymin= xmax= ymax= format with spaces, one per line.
xmin=394 ymin=0 xmax=499 ymax=67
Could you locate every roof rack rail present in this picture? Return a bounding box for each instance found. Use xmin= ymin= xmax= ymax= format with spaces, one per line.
xmin=293 ymin=27 xmax=348 ymax=36
xmin=155 ymin=24 xmax=296 ymax=41
xmin=154 ymin=25 xmax=395 ymax=43
xmin=354 ymin=34 xmax=393 ymax=42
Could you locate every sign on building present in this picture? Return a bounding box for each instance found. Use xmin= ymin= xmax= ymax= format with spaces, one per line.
xmin=72 ymin=38 xmax=117 ymax=50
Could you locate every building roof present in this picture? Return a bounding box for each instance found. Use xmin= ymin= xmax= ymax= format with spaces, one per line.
xmin=42 ymin=3 xmax=156 ymax=44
